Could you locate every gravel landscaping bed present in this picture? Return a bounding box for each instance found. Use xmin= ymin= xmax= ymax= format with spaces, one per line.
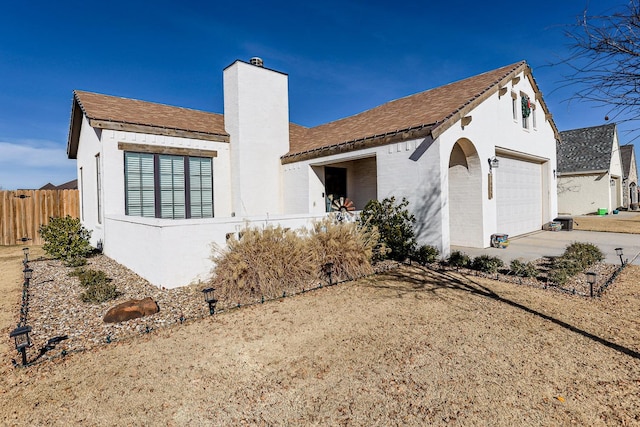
xmin=14 ymin=253 xmax=624 ymax=366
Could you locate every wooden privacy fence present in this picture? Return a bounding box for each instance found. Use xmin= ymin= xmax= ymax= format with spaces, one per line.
xmin=0 ymin=190 xmax=79 ymax=246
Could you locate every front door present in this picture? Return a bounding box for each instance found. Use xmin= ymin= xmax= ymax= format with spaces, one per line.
xmin=325 ymin=167 xmax=347 ymax=212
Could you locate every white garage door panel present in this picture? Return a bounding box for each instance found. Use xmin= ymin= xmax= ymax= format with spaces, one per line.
xmin=496 ymin=156 xmax=543 ymax=237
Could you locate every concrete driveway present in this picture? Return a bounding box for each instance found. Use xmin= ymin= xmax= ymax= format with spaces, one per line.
xmin=452 ymin=229 xmax=640 ymax=266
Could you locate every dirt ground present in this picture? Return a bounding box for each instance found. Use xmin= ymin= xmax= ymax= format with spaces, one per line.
xmin=1 ymin=245 xmax=639 ymax=426
xmin=0 ymin=246 xmax=45 ymax=357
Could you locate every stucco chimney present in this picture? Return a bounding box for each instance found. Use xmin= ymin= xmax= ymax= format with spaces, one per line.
xmin=223 ymin=60 xmax=289 ymax=217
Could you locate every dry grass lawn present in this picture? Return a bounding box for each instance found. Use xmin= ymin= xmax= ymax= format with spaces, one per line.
xmin=573 ymin=212 xmax=640 ymax=234
xmin=1 ymin=245 xmax=639 ymax=425
xmin=0 ymin=246 xmax=45 ymax=357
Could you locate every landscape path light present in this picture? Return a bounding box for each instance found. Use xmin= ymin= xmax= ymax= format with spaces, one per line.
xmin=202 ymin=287 xmax=217 ymax=315
xmin=615 ymin=247 xmax=624 ymax=265
xmin=10 ymin=325 xmax=32 ymax=366
xmin=22 ymin=247 xmax=29 ymax=264
xmin=322 ymin=262 xmax=335 ymax=286
xmin=23 ymin=267 xmax=33 ymax=282
xmin=586 ymin=272 xmax=597 ymax=298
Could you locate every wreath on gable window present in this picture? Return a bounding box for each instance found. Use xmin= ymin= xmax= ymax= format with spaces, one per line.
xmin=521 ymin=95 xmax=531 ymax=118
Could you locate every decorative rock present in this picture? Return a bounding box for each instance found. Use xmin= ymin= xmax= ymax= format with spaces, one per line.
xmin=103 ymin=297 xmax=160 ymax=323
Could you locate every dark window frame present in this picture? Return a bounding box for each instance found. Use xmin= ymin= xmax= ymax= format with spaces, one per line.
xmin=124 ymin=151 xmax=214 ymax=219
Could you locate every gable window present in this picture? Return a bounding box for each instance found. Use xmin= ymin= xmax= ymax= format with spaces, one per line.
xmin=124 ymin=152 xmax=213 ymax=219
xmin=531 ymin=104 xmax=537 ymax=129
xmin=511 ymin=92 xmax=518 ymax=121
xmin=521 ymin=93 xmax=532 ymax=129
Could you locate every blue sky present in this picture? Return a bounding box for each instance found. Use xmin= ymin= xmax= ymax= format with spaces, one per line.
xmin=0 ymin=0 xmax=635 ymax=189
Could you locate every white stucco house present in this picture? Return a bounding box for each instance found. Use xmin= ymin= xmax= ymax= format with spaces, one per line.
xmin=557 ymin=124 xmax=624 ymax=215
xmin=67 ymin=59 xmax=559 ymax=288
xmin=620 ymin=144 xmax=639 ymax=210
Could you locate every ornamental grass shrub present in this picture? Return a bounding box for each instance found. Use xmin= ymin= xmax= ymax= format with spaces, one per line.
xmin=210 ymin=219 xmax=380 ymax=305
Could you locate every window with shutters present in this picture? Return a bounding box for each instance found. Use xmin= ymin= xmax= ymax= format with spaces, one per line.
xmin=124 ymin=152 xmax=213 ymax=219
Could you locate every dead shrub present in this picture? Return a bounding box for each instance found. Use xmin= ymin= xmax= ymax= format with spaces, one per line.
xmin=209 ymin=219 xmax=379 ymax=306
xmin=307 ymin=218 xmax=378 ymax=282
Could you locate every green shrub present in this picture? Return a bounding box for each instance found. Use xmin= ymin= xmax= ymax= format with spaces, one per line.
xmin=80 ymin=281 xmax=119 ymax=303
xmin=448 ymin=250 xmax=471 ymax=268
xmin=358 ymin=197 xmax=416 ymax=262
xmin=471 ymin=255 xmax=504 ymax=274
xmin=412 ymin=244 xmax=439 ymax=265
xmin=71 ymin=268 xmax=111 ymax=288
xmin=39 ymin=216 xmax=93 ymax=267
xmin=509 ymin=259 xmax=538 ymax=278
xmin=73 ymin=268 xmax=118 ymax=303
xmin=563 ymin=242 xmax=603 ymax=269
xmin=547 ymin=242 xmax=603 ymax=286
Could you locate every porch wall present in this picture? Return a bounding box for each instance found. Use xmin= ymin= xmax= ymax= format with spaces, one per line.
xmin=103 ymin=212 xmax=327 ymax=288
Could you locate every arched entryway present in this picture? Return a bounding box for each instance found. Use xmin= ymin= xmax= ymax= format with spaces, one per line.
xmin=448 ymin=139 xmax=483 ymax=247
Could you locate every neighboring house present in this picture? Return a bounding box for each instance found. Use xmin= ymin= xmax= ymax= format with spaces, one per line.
xmin=557 ymin=123 xmax=624 ymax=215
xmin=67 ymin=59 xmax=559 ymax=288
xmin=39 ymin=179 xmax=78 ymax=190
xmin=620 ymin=145 xmax=639 ymax=210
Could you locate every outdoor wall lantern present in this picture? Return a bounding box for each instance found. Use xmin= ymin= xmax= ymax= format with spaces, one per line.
xmin=586 ymin=272 xmax=597 ymax=298
xmin=488 ymin=156 xmax=499 ymax=171
xmin=615 ymin=247 xmax=624 ymax=265
xmin=22 ymin=247 xmax=29 ymax=264
xmin=23 ymin=267 xmax=33 ymax=282
xmin=10 ymin=325 xmax=32 ymax=366
xmin=202 ymin=288 xmax=217 ymax=315
xmin=322 ymin=262 xmax=335 ymax=286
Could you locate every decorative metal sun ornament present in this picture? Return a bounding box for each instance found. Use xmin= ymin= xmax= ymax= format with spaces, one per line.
xmin=331 ymin=197 xmax=355 ymax=222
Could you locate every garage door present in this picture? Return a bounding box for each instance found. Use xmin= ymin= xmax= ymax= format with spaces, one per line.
xmin=495 ymin=156 xmax=543 ymax=237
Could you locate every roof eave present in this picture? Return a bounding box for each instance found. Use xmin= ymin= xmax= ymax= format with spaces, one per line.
xmin=66 ymin=95 xmax=82 ymax=159
xmin=281 ymin=125 xmax=434 ymax=164
xmin=88 ymin=119 xmax=230 ymax=142
xmin=557 ymin=169 xmax=609 ymax=176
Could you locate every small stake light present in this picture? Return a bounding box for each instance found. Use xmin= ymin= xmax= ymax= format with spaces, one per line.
xmin=23 ymin=267 xmax=33 ymax=281
xmin=586 ymin=272 xmax=597 ymax=298
xmin=22 ymin=247 xmax=29 ymax=264
xmin=615 ymin=247 xmax=624 ymax=265
xmin=10 ymin=325 xmax=32 ymax=366
xmin=202 ymin=287 xmax=217 ymax=315
xmin=322 ymin=262 xmax=335 ymax=286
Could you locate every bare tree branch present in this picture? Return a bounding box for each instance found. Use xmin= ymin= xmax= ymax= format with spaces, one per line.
xmin=558 ymin=1 xmax=640 ymax=125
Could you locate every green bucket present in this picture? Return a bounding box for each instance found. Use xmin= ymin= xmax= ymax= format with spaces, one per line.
xmin=597 ymin=208 xmax=607 ymax=216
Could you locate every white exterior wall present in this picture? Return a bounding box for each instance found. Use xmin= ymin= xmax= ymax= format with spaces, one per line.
xmin=75 ymin=115 xmax=104 ymax=247
xmin=557 ymin=174 xmax=611 ymax=215
xmin=104 ymin=212 xmax=325 ymax=288
xmin=223 ymin=61 xmax=290 ymax=218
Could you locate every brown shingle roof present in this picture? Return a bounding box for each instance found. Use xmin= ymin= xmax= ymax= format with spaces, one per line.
xmin=74 ymin=90 xmax=227 ymax=137
xmin=68 ymin=91 xmax=229 ymax=158
xmin=284 ymin=61 xmax=552 ymax=163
